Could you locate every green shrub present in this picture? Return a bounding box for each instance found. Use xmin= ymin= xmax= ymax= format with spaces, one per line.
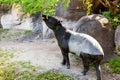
xmin=37 ymin=70 xmax=73 ymax=80
xmin=0 ymin=0 xmax=70 ymax=15
xmin=109 ymin=57 xmax=120 ymax=74
xmin=0 ymin=29 xmax=9 ymax=35
xmin=116 ymin=46 xmax=120 ymax=56
xmin=102 ymin=11 xmax=120 ymax=29
xmin=86 ymin=2 xmax=93 ymax=16
xmin=24 ymin=30 xmax=32 ymax=35
xmin=0 ymin=61 xmax=73 ymax=80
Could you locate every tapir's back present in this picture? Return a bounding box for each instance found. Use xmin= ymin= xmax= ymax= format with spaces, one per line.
xmin=68 ymin=30 xmax=104 ymax=56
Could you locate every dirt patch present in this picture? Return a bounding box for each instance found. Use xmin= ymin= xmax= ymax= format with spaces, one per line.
xmin=0 ymin=29 xmax=120 ymax=80
xmin=0 ymin=40 xmax=98 ymax=80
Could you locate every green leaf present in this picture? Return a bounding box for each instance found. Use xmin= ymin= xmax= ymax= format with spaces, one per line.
xmin=0 ymin=0 xmax=70 ymax=15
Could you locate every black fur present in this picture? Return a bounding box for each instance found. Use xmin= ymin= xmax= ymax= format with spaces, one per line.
xmin=80 ymin=53 xmax=103 ymax=80
xmin=42 ymin=15 xmax=71 ymax=68
xmin=42 ymin=15 xmax=103 ymax=80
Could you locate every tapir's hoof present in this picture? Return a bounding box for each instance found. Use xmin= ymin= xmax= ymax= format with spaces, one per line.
xmin=61 ymin=61 xmax=66 ymax=65
xmin=81 ymin=71 xmax=86 ymax=75
xmin=67 ymin=65 xmax=70 ymax=69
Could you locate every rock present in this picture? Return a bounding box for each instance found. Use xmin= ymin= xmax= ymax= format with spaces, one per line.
xmin=1 ymin=4 xmax=54 ymax=41
xmin=18 ymin=32 xmax=40 ymax=42
xmin=0 ymin=13 xmax=4 ymax=28
xmin=0 ymin=4 xmax=9 ymax=28
xmin=55 ymin=0 xmax=86 ymax=21
xmin=1 ymin=4 xmax=32 ymax=30
xmin=18 ymin=13 xmax=54 ymax=42
xmin=30 ymin=12 xmax=54 ymax=39
xmin=55 ymin=16 xmax=77 ymax=30
xmin=0 ymin=4 xmax=9 ymax=13
xmin=74 ymin=14 xmax=117 ymax=62
xmin=115 ymin=25 xmax=120 ymax=47
xmin=42 ymin=21 xmax=54 ymax=39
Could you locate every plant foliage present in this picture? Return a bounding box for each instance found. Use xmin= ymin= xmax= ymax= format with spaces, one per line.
xmin=0 ymin=0 xmax=70 ymax=15
xmin=86 ymin=2 xmax=93 ymax=16
xmin=102 ymin=11 xmax=120 ymax=28
xmin=109 ymin=57 xmax=120 ymax=74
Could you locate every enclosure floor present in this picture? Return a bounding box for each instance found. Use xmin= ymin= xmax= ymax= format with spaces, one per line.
xmin=0 ymin=39 xmax=119 ymax=80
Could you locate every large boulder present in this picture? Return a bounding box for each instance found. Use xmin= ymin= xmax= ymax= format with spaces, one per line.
xmin=74 ymin=14 xmax=117 ymax=62
xmin=18 ymin=13 xmax=54 ymax=42
xmin=0 ymin=4 xmax=9 ymax=28
xmin=17 ymin=13 xmax=54 ymax=42
xmin=1 ymin=4 xmax=54 ymax=41
xmin=55 ymin=0 xmax=86 ymax=21
xmin=1 ymin=4 xmax=32 ymax=30
xmin=115 ymin=25 xmax=120 ymax=48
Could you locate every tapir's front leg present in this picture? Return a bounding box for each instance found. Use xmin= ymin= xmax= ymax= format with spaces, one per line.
xmin=60 ymin=48 xmax=70 ymax=69
xmin=64 ymin=53 xmax=70 ymax=69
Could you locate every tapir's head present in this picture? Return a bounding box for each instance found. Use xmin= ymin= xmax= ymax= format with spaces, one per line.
xmin=42 ymin=14 xmax=61 ymax=30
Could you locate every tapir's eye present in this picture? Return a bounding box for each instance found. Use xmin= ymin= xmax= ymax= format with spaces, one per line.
xmin=57 ymin=21 xmax=61 ymax=24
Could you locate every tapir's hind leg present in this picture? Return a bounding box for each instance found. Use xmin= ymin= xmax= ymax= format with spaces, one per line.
xmin=82 ymin=59 xmax=90 ymax=75
xmin=95 ymin=63 xmax=101 ymax=80
xmin=80 ymin=53 xmax=90 ymax=75
xmin=93 ymin=56 xmax=103 ymax=80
